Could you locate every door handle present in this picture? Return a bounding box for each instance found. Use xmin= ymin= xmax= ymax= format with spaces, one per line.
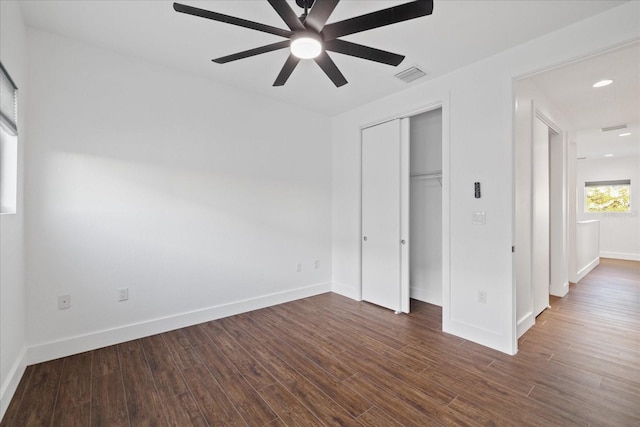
xmin=401 ymin=239 xmax=406 ymax=245
xmin=363 ymin=236 xmax=368 ymax=241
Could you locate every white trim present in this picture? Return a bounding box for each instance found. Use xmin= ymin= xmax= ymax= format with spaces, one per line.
xmin=400 ymin=117 xmax=410 ymax=314
xmin=600 ymin=252 xmax=640 ymax=261
xmin=410 ymin=287 xmax=442 ymax=307
xmin=535 ymin=111 xmax=561 ymax=135
xmin=359 ymin=101 xmax=445 ymax=132
xmin=550 ymin=281 xmax=569 ymax=297
xmin=512 ymin=40 xmax=640 ymax=82
xmin=440 ymin=94 xmax=452 ymax=337
xmin=0 ymin=346 xmax=27 ymax=422
xmin=576 ymin=257 xmax=600 ymax=283
xmin=517 ymin=311 xmax=535 ymax=338
xmin=27 ymin=282 xmax=331 ymax=365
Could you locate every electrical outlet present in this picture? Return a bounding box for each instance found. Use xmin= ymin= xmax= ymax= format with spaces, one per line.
xmin=118 ymin=287 xmax=129 ymax=302
xmin=472 ymin=211 xmax=486 ymax=225
xmin=296 ymin=263 xmax=302 ymax=272
xmin=58 ymin=295 xmax=71 ymax=310
xmin=314 ymin=260 xmax=320 ymax=269
xmin=478 ymin=291 xmax=487 ymax=304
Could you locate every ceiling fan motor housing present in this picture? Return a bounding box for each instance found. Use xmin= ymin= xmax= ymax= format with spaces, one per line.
xmin=296 ymin=0 xmax=315 ymax=10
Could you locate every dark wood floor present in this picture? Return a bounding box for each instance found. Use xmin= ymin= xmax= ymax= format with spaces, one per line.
xmin=2 ymin=258 xmax=639 ymax=426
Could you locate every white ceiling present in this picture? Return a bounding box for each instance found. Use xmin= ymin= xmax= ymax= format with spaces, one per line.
xmin=18 ymin=0 xmax=629 ymax=116
xmin=527 ymin=42 xmax=640 ymax=159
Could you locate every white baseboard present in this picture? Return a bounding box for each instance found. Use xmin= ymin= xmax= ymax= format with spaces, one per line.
xmin=410 ymin=287 xmax=442 ymax=307
xmin=331 ymin=281 xmax=361 ymax=301
xmin=27 ymin=282 xmax=331 ymax=365
xmin=517 ymin=312 xmax=535 ymax=339
xmin=576 ymin=257 xmax=599 ymax=283
xmin=1 ymin=346 xmax=27 ymax=422
xmin=550 ymin=281 xmax=569 ymax=297
xmin=600 ymin=252 xmax=640 ymax=261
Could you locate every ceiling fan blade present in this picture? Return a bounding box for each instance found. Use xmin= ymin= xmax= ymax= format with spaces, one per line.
xmin=173 ymin=2 xmax=292 ymax=38
xmin=304 ymin=0 xmax=340 ymax=33
xmin=273 ymin=55 xmax=301 ymax=86
xmin=213 ymin=41 xmax=291 ymax=64
xmin=324 ymin=39 xmax=404 ymax=66
xmin=314 ymin=51 xmax=347 ymax=87
xmin=267 ymin=0 xmax=306 ymax=31
xmin=321 ymin=0 xmax=433 ymax=40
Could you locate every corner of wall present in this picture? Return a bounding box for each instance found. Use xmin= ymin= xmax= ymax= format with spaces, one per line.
xmin=331 ymin=281 xmax=361 ymax=301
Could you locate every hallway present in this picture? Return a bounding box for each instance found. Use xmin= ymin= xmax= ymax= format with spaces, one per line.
xmin=518 ymin=257 xmax=639 ymax=425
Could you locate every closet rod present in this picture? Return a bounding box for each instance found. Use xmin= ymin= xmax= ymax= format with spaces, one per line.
xmin=410 ymin=170 xmax=442 ymax=179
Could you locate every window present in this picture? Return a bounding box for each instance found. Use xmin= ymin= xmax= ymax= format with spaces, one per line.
xmin=0 ymin=61 xmax=18 ymax=214
xmin=584 ymin=180 xmax=631 ymax=213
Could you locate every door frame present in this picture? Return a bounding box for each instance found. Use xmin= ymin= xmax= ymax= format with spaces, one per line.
xmin=358 ymin=98 xmax=450 ymax=324
xmin=535 ymin=110 xmax=567 ymax=301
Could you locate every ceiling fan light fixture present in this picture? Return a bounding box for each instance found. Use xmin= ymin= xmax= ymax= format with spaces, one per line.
xmin=291 ymin=33 xmax=322 ymax=59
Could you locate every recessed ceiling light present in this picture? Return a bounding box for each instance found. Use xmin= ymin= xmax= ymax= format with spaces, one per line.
xmin=619 ymin=132 xmax=631 ymax=137
xmin=593 ymin=79 xmax=613 ymax=88
xmin=604 ymin=154 xmax=614 ymax=157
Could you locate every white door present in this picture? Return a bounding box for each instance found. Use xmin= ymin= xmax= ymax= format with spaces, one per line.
xmin=532 ymin=116 xmax=550 ymax=316
xmin=361 ymin=119 xmax=410 ymax=313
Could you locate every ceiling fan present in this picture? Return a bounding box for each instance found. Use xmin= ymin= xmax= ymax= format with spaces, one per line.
xmin=173 ymin=0 xmax=434 ymax=87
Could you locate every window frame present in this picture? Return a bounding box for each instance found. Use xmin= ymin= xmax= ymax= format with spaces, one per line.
xmin=0 ymin=61 xmax=18 ymax=136
xmin=584 ymin=179 xmax=631 ymax=214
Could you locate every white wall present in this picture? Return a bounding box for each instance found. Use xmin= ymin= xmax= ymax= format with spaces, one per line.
xmin=0 ymin=0 xmax=28 ymax=419
xmin=576 ymin=155 xmax=640 ymax=261
xmin=24 ymin=29 xmax=332 ymax=363
xmin=332 ymin=2 xmax=640 ymax=355
xmin=409 ymin=109 xmax=442 ymax=306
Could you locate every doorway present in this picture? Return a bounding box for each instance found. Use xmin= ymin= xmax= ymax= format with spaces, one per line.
xmin=532 ymin=113 xmax=563 ymax=317
xmin=514 ymin=91 xmax=567 ymax=336
xmin=515 ymin=43 xmax=639 ymax=338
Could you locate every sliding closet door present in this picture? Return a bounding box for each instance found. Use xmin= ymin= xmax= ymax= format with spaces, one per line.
xmin=361 ymin=119 xmax=409 ymax=313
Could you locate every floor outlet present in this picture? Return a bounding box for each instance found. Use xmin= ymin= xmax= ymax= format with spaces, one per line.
xmin=118 ymin=287 xmax=129 ymax=301
xmin=58 ymin=295 xmax=71 ymax=310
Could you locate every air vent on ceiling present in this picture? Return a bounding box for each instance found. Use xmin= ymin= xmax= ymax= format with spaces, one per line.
xmin=395 ymin=66 xmax=427 ymax=83
xmin=601 ymin=124 xmax=628 ymax=132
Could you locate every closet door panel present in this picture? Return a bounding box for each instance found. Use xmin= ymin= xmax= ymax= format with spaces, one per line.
xmin=362 ymin=120 xmax=402 ymax=311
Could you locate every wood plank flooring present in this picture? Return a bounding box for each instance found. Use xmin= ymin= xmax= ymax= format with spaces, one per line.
xmin=2 ymin=258 xmax=639 ymax=426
